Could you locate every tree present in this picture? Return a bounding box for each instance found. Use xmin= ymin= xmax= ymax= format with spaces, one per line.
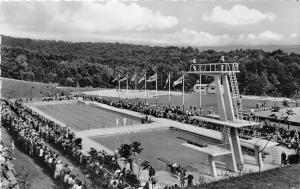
xmin=260 ymin=71 xmax=272 ymax=95
xmin=269 ymin=73 xmax=280 ymax=96
xmin=118 ymin=141 xmax=144 ymax=176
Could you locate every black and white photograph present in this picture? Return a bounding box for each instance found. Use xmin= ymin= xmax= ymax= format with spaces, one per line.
xmin=0 ymin=0 xmax=300 ymax=188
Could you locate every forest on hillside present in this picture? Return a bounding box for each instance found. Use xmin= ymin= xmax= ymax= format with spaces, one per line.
xmin=1 ymin=35 xmax=300 ymax=98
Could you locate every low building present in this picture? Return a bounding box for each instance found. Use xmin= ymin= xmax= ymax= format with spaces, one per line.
xmin=193 ymin=81 xmax=223 ymax=94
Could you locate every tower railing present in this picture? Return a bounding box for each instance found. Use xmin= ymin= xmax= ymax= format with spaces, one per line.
xmin=188 ymin=63 xmax=240 ymax=73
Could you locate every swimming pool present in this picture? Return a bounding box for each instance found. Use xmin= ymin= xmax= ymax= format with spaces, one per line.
xmin=92 ymin=128 xmax=225 ymax=173
xmin=33 ymin=102 xmax=141 ymax=131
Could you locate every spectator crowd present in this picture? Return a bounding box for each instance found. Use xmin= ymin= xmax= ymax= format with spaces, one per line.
xmin=0 ymin=142 xmax=19 ymax=189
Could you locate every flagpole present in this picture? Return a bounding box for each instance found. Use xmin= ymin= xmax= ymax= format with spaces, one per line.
xmin=199 ymin=74 xmax=202 ymax=114
xmin=126 ymin=73 xmax=128 ymax=98
xmin=168 ymin=73 xmax=170 ymax=108
xmin=144 ymin=72 xmax=147 ymax=98
xmin=182 ymin=74 xmax=185 ymax=112
xmin=135 ymin=73 xmax=137 ymax=95
xmin=118 ymin=73 xmax=121 ymax=99
xmin=156 ymin=73 xmax=158 ymax=106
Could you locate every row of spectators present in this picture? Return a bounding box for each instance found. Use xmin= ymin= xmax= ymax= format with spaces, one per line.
xmin=0 ymin=142 xmax=19 ymax=189
xmin=1 ymin=98 xmax=135 ymax=189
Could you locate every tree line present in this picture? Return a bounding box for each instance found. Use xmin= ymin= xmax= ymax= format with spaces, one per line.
xmin=1 ymin=35 xmax=300 ymax=97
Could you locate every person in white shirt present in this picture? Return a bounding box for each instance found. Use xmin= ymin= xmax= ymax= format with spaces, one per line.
xmin=116 ymin=117 xmax=119 ymax=127
xmin=54 ymin=160 xmax=63 ymax=179
xmin=123 ymin=117 xmax=127 ymax=127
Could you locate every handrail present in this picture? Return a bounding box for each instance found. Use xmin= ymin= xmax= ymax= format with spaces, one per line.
xmin=189 ymin=63 xmax=239 ymax=73
xmin=201 ymin=143 xmax=231 ymax=154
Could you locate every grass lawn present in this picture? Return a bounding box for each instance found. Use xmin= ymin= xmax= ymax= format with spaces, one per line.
xmin=198 ymin=164 xmax=300 ymax=189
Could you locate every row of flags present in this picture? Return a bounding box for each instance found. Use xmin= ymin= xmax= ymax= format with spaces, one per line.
xmin=113 ymin=56 xmax=227 ymax=86
xmin=114 ymin=73 xmax=183 ymax=87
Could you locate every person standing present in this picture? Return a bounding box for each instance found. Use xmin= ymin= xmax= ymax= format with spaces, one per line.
xmin=148 ymin=166 xmax=155 ymax=180
xmin=179 ymin=170 xmax=186 ymax=188
xmin=11 ymin=140 xmax=15 ymax=154
xmin=116 ymin=117 xmax=119 ymax=127
xmin=281 ymin=151 xmax=287 ymax=166
xmin=187 ymin=172 xmax=194 ymax=187
xmin=150 ymin=176 xmax=158 ymax=189
xmin=123 ymin=117 xmax=127 ymax=127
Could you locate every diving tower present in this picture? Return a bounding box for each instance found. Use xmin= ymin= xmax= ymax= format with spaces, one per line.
xmin=188 ymin=62 xmax=261 ymax=177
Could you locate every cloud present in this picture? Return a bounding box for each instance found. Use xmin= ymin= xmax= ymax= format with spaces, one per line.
xmin=242 ymin=31 xmax=283 ymax=43
xmin=171 ymin=29 xmax=231 ymax=46
xmin=153 ymin=29 xmax=284 ymax=46
xmin=203 ymin=4 xmax=276 ymax=25
xmin=291 ymin=33 xmax=298 ymax=38
xmin=2 ymin=1 xmax=178 ymax=35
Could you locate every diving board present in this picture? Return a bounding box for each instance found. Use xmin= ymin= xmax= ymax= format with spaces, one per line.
xmin=183 ymin=143 xmax=232 ymax=177
xmin=183 ymin=143 xmax=232 ymax=156
xmin=190 ymin=116 xmax=261 ymax=128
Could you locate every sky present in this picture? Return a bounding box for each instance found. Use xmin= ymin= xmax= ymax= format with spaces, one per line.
xmin=1 ymin=0 xmax=300 ymax=46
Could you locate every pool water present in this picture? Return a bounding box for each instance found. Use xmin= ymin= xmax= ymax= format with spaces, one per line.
xmin=92 ymin=128 xmax=224 ymax=172
xmin=33 ymin=102 xmax=141 ymax=131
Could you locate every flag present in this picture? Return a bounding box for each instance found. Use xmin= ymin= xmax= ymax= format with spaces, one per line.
xmin=138 ymin=74 xmax=145 ymax=83
xmin=173 ymin=75 xmax=184 ymax=86
xmin=147 ymin=73 xmax=157 ymax=82
xmin=220 ymin=56 xmax=225 ymax=62
xmin=119 ymin=76 xmax=127 ymax=82
xmin=112 ymin=77 xmax=118 ymax=82
xmin=191 ymin=58 xmax=196 ymax=63
xmin=164 ymin=76 xmax=169 ymax=89
xmin=131 ymin=74 xmax=137 ymax=82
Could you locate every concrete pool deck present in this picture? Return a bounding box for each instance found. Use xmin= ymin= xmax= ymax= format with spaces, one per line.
xmin=25 ymin=100 xmax=297 ymax=187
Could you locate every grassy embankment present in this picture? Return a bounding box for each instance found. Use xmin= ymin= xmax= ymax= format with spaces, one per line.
xmin=0 ymin=77 xmax=67 ymax=98
xmin=197 ymin=164 xmax=300 ymax=189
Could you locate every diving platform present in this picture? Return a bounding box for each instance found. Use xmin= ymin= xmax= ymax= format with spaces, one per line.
xmin=183 ymin=143 xmax=232 ymax=177
xmin=242 ymin=138 xmax=278 ymax=168
xmin=187 ymin=61 xmax=261 ymax=177
xmin=188 ymin=63 xmax=240 ymax=75
xmin=189 ymin=116 xmax=261 ymax=128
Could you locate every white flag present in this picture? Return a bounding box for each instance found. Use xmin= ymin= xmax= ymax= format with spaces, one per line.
xmin=112 ymin=77 xmax=118 ymax=82
xmin=119 ymin=76 xmax=127 ymax=82
xmin=147 ymin=73 xmax=157 ymax=82
xmin=173 ymin=75 xmax=184 ymax=86
xmin=163 ymin=76 xmax=169 ymax=89
xmin=131 ymin=74 xmax=137 ymax=82
xmin=138 ymin=74 xmax=145 ymax=83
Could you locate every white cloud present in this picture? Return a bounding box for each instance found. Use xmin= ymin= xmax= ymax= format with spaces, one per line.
xmin=172 ymin=29 xmax=231 ymax=45
xmin=2 ymin=1 xmax=178 ymax=35
xmin=203 ymin=4 xmax=276 ymax=25
xmin=291 ymin=33 xmax=298 ymax=38
xmin=243 ymin=30 xmax=283 ymax=43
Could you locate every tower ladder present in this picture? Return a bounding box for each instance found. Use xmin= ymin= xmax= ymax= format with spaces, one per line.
xmin=228 ymin=67 xmax=243 ymax=120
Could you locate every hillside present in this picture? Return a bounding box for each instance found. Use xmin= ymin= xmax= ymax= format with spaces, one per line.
xmin=0 ymin=77 xmax=66 ymax=98
xmin=2 ymin=35 xmax=300 ymax=54
xmin=1 ymin=35 xmax=300 ymax=97
xmin=196 ymin=45 xmax=300 ymax=54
